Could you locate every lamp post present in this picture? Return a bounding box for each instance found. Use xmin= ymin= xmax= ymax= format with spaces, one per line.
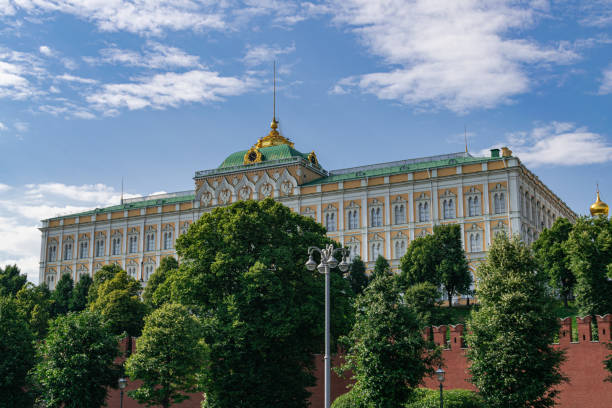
xmin=436 ymin=367 xmax=445 ymax=408
xmin=305 ymin=244 xmax=349 ymax=408
xmin=118 ymin=378 xmax=128 ymax=408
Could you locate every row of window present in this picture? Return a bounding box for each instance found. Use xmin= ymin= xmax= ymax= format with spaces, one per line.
xmin=47 ymin=230 xmax=175 ymax=262
xmin=520 ymin=189 xmax=556 ymax=230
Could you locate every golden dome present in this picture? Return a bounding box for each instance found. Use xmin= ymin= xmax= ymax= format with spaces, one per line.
xmin=254 ymin=118 xmax=294 ymax=149
xmin=590 ymin=190 xmax=609 ymax=217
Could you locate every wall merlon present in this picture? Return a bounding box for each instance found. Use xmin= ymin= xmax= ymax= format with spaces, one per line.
xmin=576 ymin=315 xmax=593 ymax=342
xmin=432 ymin=325 xmax=447 ymax=347
xmin=596 ymin=314 xmax=611 ymax=342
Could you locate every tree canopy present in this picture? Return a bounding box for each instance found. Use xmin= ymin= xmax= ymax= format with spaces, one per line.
xmin=400 ymin=235 xmax=439 ymax=287
xmin=89 ymin=270 xmax=147 ymax=340
xmin=0 ymin=264 xmax=27 ymax=297
xmin=371 ymin=255 xmax=391 ymax=280
xmin=69 ymin=274 xmax=92 ymax=312
xmin=51 ymin=273 xmax=73 ymax=317
xmin=87 ymin=264 xmax=123 ymax=305
xmin=0 ymin=296 xmax=36 ymax=408
xmin=347 ymin=256 xmax=369 ymax=296
xmin=16 ymin=283 xmax=53 ymax=340
xmin=34 ymin=310 xmax=121 ymax=408
xmin=125 ymin=303 xmax=208 ymax=408
xmin=142 ymin=256 xmax=178 ymax=309
xmin=157 ymin=198 xmax=354 ymax=408
xmin=339 ymin=275 xmax=440 ymax=407
xmin=565 ymin=216 xmax=612 ymax=316
xmin=434 ymin=224 xmax=471 ymax=307
xmin=533 ymin=217 xmax=575 ymax=307
xmin=466 ymin=235 xmax=566 ymax=408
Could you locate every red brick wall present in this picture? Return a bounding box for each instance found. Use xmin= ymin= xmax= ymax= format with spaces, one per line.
xmin=106 ymin=316 xmax=612 ymax=408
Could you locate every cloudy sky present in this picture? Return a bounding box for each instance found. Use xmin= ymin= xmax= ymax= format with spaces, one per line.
xmin=1 ymin=0 xmax=611 ymax=283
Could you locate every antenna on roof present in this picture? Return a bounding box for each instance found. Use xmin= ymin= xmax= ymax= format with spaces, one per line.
xmin=120 ymin=177 xmax=124 ymax=205
xmin=464 ymin=125 xmax=468 ymax=155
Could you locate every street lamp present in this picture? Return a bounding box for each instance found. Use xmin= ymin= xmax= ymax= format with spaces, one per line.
xmin=118 ymin=378 xmax=128 ymax=408
xmin=436 ymin=367 xmax=445 ymax=408
xmin=305 ymin=244 xmax=349 ymax=408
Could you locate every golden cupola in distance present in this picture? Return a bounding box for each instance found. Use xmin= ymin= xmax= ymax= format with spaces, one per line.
xmin=590 ymin=189 xmax=609 ymax=217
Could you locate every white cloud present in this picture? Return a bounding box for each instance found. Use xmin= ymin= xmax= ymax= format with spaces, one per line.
xmin=579 ymin=1 xmax=612 ymax=27
xmin=0 ymin=182 xmax=146 ymax=283
xmin=14 ymin=121 xmax=28 ymax=132
xmin=0 ymin=122 xmax=6 ymax=131
xmin=483 ymin=121 xmax=612 ymax=167
xmin=599 ymin=65 xmax=612 ymax=94
xmin=39 ymin=45 xmax=53 ymax=56
xmin=3 ymin=0 xmax=227 ymax=36
xmin=87 ymin=41 xmax=202 ymax=69
xmin=243 ymin=43 xmax=296 ymax=66
xmin=329 ymin=0 xmax=578 ymax=113
xmin=56 ymin=73 xmax=98 ymax=84
xmin=87 ymin=69 xmax=255 ymax=112
xmin=0 ymin=48 xmax=44 ymax=100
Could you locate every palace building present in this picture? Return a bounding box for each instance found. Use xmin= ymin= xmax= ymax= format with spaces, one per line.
xmin=39 ymin=116 xmax=577 ymax=289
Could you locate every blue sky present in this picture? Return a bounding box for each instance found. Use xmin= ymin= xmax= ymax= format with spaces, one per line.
xmin=0 ymin=0 xmax=611 ymax=282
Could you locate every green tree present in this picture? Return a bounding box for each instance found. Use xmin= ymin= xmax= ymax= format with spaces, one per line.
xmin=0 ymin=296 xmax=36 ymax=407
xmin=142 ymin=256 xmax=178 ymax=308
xmin=403 ymin=281 xmax=441 ymax=327
xmin=69 ymin=274 xmax=92 ymax=312
xmin=434 ymin=225 xmax=471 ymax=308
xmin=533 ymin=217 xmax=575 ymax=307
xmin=565 ymin=216 xmax=612 ymax=316
xmin=51 ymin=273 xmax=73 ymax=316
xmin=34 ymin=311 xmax=121 ymax=408
xmin=158 ymin=199 xmax=354 ymax=408
xmin=88 ymin=264 xmax=123 ymax=305
xmin=399 ymin=235 xmax=439 ymax=288
xmin=339 ymin=275 xmax=440 ymax=407
xmin=466 ymin=235 xmax=566 ymax=408
xmin=16 ymin=283 xmax=53 ymax=339
xmin=348 ymin=256 xmax=369 ymax=295
xmin=89 ymin=270 xmax=147 ymax=356
xmin=0 ymin=264 xmax=27 ymax=297
xmin=125 ymin=303 xmax=207 ymax=408
xmin=371 ymin=255 xmax=391 ymax=280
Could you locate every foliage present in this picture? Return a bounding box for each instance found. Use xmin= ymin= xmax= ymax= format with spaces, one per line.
xmin=348 ymin=256 xmax=369 ymax=295
xmin=533 ymin=217 xmax=575 ymax=307
xmin=0 ymin=296 xmax=36 ymax=408
xmin=434 ymin=225 xmax=471 ymax=308
xmin=405 ymin=388 xmax=485 ymax=408
xmin=466 ymin=235 xmax=566 ymax=408
xmin=126 ymin=303 xmax=207 ymax=408
xmin=87 ymin=264 xmax=123 ymax=305
xmin=89 ymin=270 xmax=147 ymax=339
xmin=0 ymin=264 xmax=27 ymax=297
xmin=142 ymin=256 xmax=178 ymax=308
xmin=605 ymin=342 xmax=612 ymax=383
xmin=565 ymin=216 xmax=612 ymax=316
xmin=159 ymin=199 xmax=354 ymax=408
xmin=400 ymin=236 xmax=439 ymax=288
xmin=403 ymin=282 xmax=442 ymax=327
xmin=51 ymin=273 xmax=73 ymax=316
xmin=339 ymin=275 xmax=440 ymax=408
xmin=371 ymin=255 xmax=391 ymax=280
xmin=34 ymin=310 xmax=121 ymax=408
xmin=69 ymin=275 xmax=92 ymax=312
xmin=16 ymin=283 xmax=53 ymax=339
xmin=330 ymin=388 xmax=371 ymax=408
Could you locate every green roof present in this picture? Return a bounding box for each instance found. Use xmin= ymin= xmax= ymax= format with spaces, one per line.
xmin=219 ymin=144 xmax=310 ymax=168
xmin=303 ymin=154 xmax=499 ymax=185
xmin=45 ymin=193 xmax=195 ymax=221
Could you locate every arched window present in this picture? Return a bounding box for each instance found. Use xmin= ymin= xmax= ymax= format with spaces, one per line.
xmin=419 ymin=202 xmax=429 ymax=222
xmin=468 ymin=196 xmax=480 ymax=216
xmin=47 ymin=244 xmax=57 ymax=262
xmin=325 ymin=212 xmax=336 ymax=232
xmin=127 ymin=264 xmax=137 ymax=279
xmin=394 ymin=204 xmax=406 ymax=225
xmin=112 ymin=237 xmax=121 ymax=256
xmin=370 ymin=207 xmax=382 ymax=227
xmin=348 ymin=210 xmax=359 ymax=230
xmin=469 ymin=233 xmax=481 ymax=252
xmin=146 ymin=232 xmax=155 ymax=251
xmin=129 ymin=235 xmax=138 ymax=254
xmin=525 ymin=192 xmax=530 ymax=219
xmin=531 ymin=197 xmax=536 ymax=222
xmin=371 ymin=242 xmax=382 ymax=259
xmin=494 ymin=193 xmax=505 ymax=214
xmin=79 ymin=240 xmax=88 ymax=259
xmin=95 ymin=238 xmax=105 ymax=257
xmin=63 ymin=241 xmax=73 ymax=261
xmin=163 ymin=231 xmax=173 ymax=250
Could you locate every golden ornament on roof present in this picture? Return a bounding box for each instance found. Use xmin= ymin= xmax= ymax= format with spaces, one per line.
xmin=590 ymin=189 xmax=609 ymax=217
xmin=254 ymin=118 xmax=295 ymax=149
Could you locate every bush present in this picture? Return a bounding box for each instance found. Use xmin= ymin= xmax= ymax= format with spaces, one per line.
xmin=330 ymin=388 xmax=370 ymax=408
xmin=405 ymin=389 xmax=484 ymax=408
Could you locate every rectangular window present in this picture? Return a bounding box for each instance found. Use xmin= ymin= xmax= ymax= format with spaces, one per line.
xmin=48 ymin=246 xmax=56 ymax=262
xmin=129 ymin=236 xmax=138 ymax=254
xmin=79 ymin=241 xmax=88 ymax=259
